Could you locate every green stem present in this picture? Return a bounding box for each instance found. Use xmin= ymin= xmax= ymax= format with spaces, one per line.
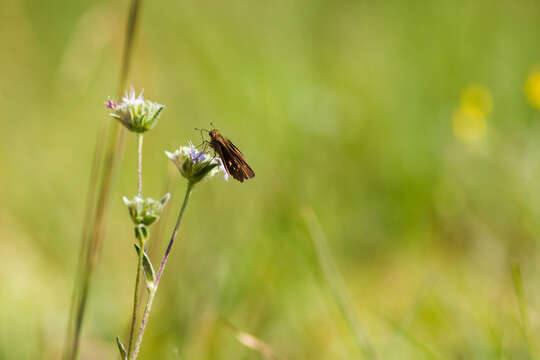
xmin=137 ymin=134 xmax=143 ymax=197
xmin=130 ymin=182 xmax=194 ymax=360
xmin=127 ymin=232 xmax=145 ymax=356
xmin=127 ymin=130 xmax=144 ymax=356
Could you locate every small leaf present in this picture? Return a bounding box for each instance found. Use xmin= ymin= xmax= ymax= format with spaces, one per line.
xmin=116 ymin=336 xmax=127 ymax=360
xmin=160 ymin=192 xmax=171 ymax=206
xmin=134 ymin=244 xmax=156 ymax=286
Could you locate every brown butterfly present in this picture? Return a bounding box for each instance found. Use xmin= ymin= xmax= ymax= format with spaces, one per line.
xmin=207 ymin=129 xmax=255 ymax=182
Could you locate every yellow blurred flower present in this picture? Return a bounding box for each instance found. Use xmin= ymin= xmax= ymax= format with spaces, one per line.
xmin=452 ymin=84 xmax=492 ymax=143
xmin=525 ymin=68 xmax=540 ymax=110
xmin=452 ymin=103 xmax=487 ymax=143
xmin=460 ymin=84 xmax=493 ymax=115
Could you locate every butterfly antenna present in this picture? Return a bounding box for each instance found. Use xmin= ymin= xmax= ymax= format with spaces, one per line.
xmin=194 ymin=128 xmax=209 ymax=145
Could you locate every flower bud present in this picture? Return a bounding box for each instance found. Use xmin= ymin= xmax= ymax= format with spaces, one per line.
xmin=122 ymin=193 xmax=170 ymax=226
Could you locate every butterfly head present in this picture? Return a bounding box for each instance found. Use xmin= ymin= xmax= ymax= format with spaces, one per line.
xmin=209 ymin=129 xmax=221 ymax=139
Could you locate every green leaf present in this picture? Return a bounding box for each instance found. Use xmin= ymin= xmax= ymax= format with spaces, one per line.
xmin=116 ymin=336 xmax=127 ymax=360
xmin=134 ymin=243 xmax=156 ymax=288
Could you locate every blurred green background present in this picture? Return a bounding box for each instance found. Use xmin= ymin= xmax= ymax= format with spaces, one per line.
xmin=2 ymin=0 xmax=540 ymax=358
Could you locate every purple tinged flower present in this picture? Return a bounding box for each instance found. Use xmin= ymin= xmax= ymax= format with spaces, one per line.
xmin=165 ymin=143 xmax=228 ymax=183
xmin=189 ymin=148 xmax=206 ymax=163
xmin=106 ymin=87 xmax=164 ymax=133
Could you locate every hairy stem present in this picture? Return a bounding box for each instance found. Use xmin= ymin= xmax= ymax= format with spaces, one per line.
xmin=128 ymin=133 xmax=144 ymax=355
xmin=137 ymin=134 xmax=143 ymax=197
xmin=127 ymin=233 xmax=145 ymax=356
xmin=130 ymin=182 xmax=194 ymax=360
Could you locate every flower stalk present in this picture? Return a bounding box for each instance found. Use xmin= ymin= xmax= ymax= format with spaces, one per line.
xmin=112 ymin=87 xmax=168 ymax=360
xmin=131 ymin=182 xmax=193 ymax=360
xmin=129 ymin=143 xmax=227 ymax=358
xmin=127 ymin=224 xmax=147 ymax=355
xmin=128 ymin=132 xmax=144 ymax=356
xmin=128 ymin=133 xmax=144 ymax=354
xmin=137 ymin=134 xmax=143 ymax=197
xmin=121 ymin=195 xmax=168 ymax=358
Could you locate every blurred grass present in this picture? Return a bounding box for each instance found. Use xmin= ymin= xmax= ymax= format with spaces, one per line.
xmin=63 ymin=0 xmax=139 ymax=357
xmin=2 ymin=0 xmax=540 ymax=358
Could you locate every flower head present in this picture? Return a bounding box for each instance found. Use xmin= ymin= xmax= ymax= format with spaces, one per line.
xmin=165 ymin=143 xmax=228 ymax=184
xmin=452 ymin=104 xmax=486 ymax=143
xmin=122 ymin=193 xmax=170 ymax=226
xmin=106 ymin=87 xmax=164 ymax=133
xmin=452 ymin=84 xmax=491 ymax=144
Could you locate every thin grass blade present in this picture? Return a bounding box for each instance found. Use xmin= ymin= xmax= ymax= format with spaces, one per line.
xmin=301 ymin=206 xmax=376 ymax=360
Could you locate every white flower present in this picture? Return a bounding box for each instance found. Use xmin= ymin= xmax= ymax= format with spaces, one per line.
xmin=121 ymin=87 xmax=145 ymax=107
xmin=165 ymin=143 xmax=228 ymax=183
xmin=106 ymin=87 xmax=164 ymax=133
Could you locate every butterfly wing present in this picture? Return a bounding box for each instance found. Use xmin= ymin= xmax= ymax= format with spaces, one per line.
xmin=222 ymin=139 xmax=255 ymax=182
xmin=211 ymin=134 xmax=255 ymax=182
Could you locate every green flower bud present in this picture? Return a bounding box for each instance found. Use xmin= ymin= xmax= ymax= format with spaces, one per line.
xmin=122 ymin=193 xmax=170 ymax=226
